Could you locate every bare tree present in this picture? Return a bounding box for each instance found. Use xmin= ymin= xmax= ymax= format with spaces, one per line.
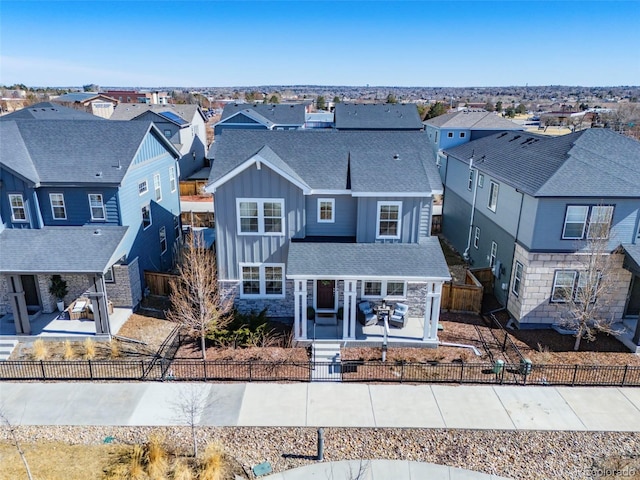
xmin=557 ymin=221 xmax=622 ymax=350
xmin=170 ymin=384 xmax=208 ymax=458
xmin=167 ymin=231 xmax=233 ymax=359
xmin=0 ymin=407 xmax=33 ymax=480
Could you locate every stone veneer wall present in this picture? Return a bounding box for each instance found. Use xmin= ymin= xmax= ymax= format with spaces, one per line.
xmin=507 ymin=243 xmax=632 ymax=326
xmin=37 ymin=273 xmax=95 ymax=313
xmin=0 ymin=275 xmax=9 ymax=316
xmin=106 ymin=259 xmax=142 ymax=308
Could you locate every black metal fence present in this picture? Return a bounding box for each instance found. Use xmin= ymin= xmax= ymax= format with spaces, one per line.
xmin=1 ymin=358 xmax=639 ymax=386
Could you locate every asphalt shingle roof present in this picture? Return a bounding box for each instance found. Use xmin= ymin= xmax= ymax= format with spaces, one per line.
xmin=109 ymin=103 xmax=203 ymax=123
xmin=444 ymin=129 xmax=640 ymax=197
xmin=1 ymin=120 xmax=170 ymax=185
xmin=0 ymin=102 xmax=102 ymax=121
xmin=623 ymin=244 xmax=640 ymax=274
xmin=0 ymin=122 xmax=40 ymax=183
xmin=424 ymin=110 xmax=523 ymax=130
xmin=334 ymin=103 xmax=422 ymax=130
xmin=209 ymin=130 xmax=442 ymax=194
xmin=220 ymin=103 xmax=306 ymax=125
xmin=287 ymin=238 xmax=451 ymax=279
xmin=0 ymin=226 xmax=128 ymax=273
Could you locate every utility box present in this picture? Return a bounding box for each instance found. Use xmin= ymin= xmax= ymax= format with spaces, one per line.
xmin=492 ymin=359 xmax=504 ymax=374
xmin=520 ymin=358 xmax=532 ymax=375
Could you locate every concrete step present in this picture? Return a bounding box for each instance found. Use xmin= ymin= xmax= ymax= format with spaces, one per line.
xmin=311 ymin=343 xmax=342 ymax=382
xmin=0 ymin=340 xmax=18 ymax=361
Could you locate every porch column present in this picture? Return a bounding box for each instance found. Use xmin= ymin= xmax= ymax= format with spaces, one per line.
xmin=7 ymin=275 xmax=30 ymax=335
xmin=294 ymin=279 xmax=307 ymax=340
xmin=343 ymin=280 xmax=357 ymax=340
xmin=87 ymin=275 xmax=110 ymax=336
xmin=423 ymin=282 xmax=443 ymax=341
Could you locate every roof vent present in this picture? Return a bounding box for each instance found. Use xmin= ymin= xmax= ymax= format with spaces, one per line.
xmin=93 ymin=229 xmax=101 ymax=235
xmin=96 ymin=171 xmax=103 ymax=177
xmin=393 ymin=153 xmax=400 ymax=160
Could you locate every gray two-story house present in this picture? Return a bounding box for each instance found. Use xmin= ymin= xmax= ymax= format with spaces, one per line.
xmin=440 ymin=128 xmax=640 ymax=349
xmin=213 ymin=103 xmax=307 ymax=137
xmin=0 ymin=117 xmax=181 ymax=336
xmin=206 ymin=130 xmax=450 ymax=345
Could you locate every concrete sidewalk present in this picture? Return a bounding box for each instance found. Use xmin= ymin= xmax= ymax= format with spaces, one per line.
xmin=1 ymin=382 xmax=639 ymax=431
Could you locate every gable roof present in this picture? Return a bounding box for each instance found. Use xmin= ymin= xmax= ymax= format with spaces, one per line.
xmin=53 ymin=92 xmax=118 ymax=104
xmin=220 ymin=103 xmax=306 ymax=126
xmin=334 ymin=103 xmax=423 ymax=130
xmin=109 ymin=103 xmax=205 ymax=123
xmin=444 ymin=128 xmax=640 ymax=197
xmin=1 ymin=120 xmax=179 ymax=185
xmin=208 ymin=130 xmax=442 ymax=195
xmin=424 ymin=110 xmax=523 ymax=130
xmin=0 ymin=102 xmax=102 ymax=121
xmin=0 ymin=226 xmax=129 ymax=274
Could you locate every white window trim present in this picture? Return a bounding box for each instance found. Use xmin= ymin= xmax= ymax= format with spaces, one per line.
xmin=239 ymin=263 xmax=286 ymax=299
xmin=478 ymin=174 xmax=484 ymax=188
xmin=447 ymin=131 xmax=453 ymax=138
xmin=317 ymin=198 xmax=335 ymax=223
xmin=138 ymin=180 xmax=148 ymax=196
xmin=512 ymin=261 xmax=523 ymax=296
xmin=474 ymin=226 xmax=480 ymax=249
xmin=236 ymin=198 xmax=285 ymax=236
xmin=88 ymin=194 xmax=106 ymax=221
xmin=490 ymin=241 xmax=498 ymax=268
xmin=376 ymin=201 xmax=402 ymax=240
xmin=8 ymin=194 xmax=27 ymax=222
xmin=104 ymin=266 xmax=115 ymax=283
xmin=142 ymin=204 xmax=152 ymax=230
xmin=169 ymin=167 xmax=177 ymax=193
xmin=562 ymin=205 xmax=588 ymax=239
xmin=460 ymin=131 xmax=466 ymax=138
xmin=488 ymin=181 xmax=499 ymax=212
xmin=159 ymin=226 xmax=167 ymax=254
xmin=467 ymin=170 xmax=474 ymax=191
xmin=361 ymin=280 xmax=407 ymax=299
xmin=174 ymin=215 xmax=181 ymax=239
xmin=154 ymin=173 xmax=162 ymax=202
xmin=49 ymin=193 xmax=67 ymax=220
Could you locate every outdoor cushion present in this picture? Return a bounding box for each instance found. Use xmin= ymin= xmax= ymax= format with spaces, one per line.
xmin=389 ymin=303 xmax=408 ymax=328
xmin=72 ymin=301 xmax=87 ymax=313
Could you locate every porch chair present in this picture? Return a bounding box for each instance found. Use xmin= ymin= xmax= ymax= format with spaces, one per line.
xmin=357 ymin=301 xmax=378 ymax=326
xmin=389 ymin=303 xmax=408 ymax=328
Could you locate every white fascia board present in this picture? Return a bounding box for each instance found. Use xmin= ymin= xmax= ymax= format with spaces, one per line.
xmin=352 ymin=191 xmax=432 ymax=197
xmin=308 ymin=189 xmax=351 ymax=195
xmin=207 ymin=154 xmax=311 ymax=194
xmin=286 ymin=274 xmax=451 ymax=282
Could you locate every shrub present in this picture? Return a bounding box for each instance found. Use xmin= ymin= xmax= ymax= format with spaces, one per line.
xmin=145 ymin=433 xmax=168 ymax=480
xmin=207 ymin=308 xmax=278 ymax=348
xmin=110 ymin=340 xmax=121 ymax=359
xmin=199 ymin=441 xmax=229 ymax=480
xmin=63 ymin=340 xmax=75 ymax=360
xmin=32 ymin=339 xmax=48 ymax=361
xmin=83 ymin=337 xmax=96 ymax=360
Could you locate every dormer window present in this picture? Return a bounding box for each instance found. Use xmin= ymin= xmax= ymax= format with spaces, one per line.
xmin=88 ymin=194 xmax=106 ymax=220
xmin=50 ymin=193 xmax=67 ymax=220
xmin=8 ymin=194 xmax=27 ymax=222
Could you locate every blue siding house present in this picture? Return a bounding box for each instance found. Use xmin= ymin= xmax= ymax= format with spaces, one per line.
xmin=214 ymin=103 xmax=307 ymax=137
xmin=207 ymin=130 xmax=450 ymax=346
xmin=0 ymin=118 xmax=181 ymax=336
xmin=441 ymin=129 xmax=640 ymax=350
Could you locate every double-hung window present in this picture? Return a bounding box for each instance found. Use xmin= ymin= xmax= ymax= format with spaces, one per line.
xmin=237 ymin=199 xmax=284 ymax=235
xmin=512 ymin=262 xmax=523 ymax=296
xmin=490 ymin=241 xmax=498 ymax=268
xmin=50 ymin=193 xmax=66 ymax=220
xmin=474 ymin=226 xmax=480 ymax=249
xmin=169 ymin=167 xmax=177 ymax=193
xmin=551 ymin=270 xmax=600 ymax=303
xmin=174 ymin=215 xmax=181 ymax=239
xmin=159 ymin=226 xmax=167 ymax=254
xmin=8 ymin=194 xmax=27 ymax=221
xmin=551 ymin=271 xmax=577 ymax=302
xmin=138 ymin=180 xmax=148 ymax=195
xmin=562 ymin=205 xmax=614 ymax=240
xmin=488 ymin=181 xmax=499 ymax=212
xmin=376 ymin=201 xmax=402 ymax=239
xmin=362 ymin=280 xmax=406 ymax=299
xmin=154 ymin=173 xmax=162 ymax=202
xmin=142 ymin=204 xmax=152 ymax=229
xmin=240 ymin=263 xmax=285 ymax=297
xmin=317 ymin=198 xmax=335 ymax=223
xmin=467 ymin=170 xmax=474 ymax=191
xmin=88 ymin=194 xmax=106 ymax=220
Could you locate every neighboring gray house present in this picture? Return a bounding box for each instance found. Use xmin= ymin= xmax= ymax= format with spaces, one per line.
xmin=110 ymin=103 xmax=208 ymax=179
xmin=0 ymin=119 xmax=181 ymax=336
xmin=206 ymin=130 xmax=450 ymax=345
xmin=424 ymin=110 xmax=523 ymax=178
xmin=214 ymin=103 xmax=307 ymax=137
xmin=334 ymin=103 xmax=423 ymax=131
xmin=1 ymin=102 xmax=103 ymax=121
xmin=441 ymin=128 xmax=640 ymax=349
xmin=51 ymin=92 xmax=119 ymax=119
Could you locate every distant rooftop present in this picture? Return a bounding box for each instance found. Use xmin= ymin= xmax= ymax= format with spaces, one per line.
xmin=334 ymin=103 xmax=422 ymax=130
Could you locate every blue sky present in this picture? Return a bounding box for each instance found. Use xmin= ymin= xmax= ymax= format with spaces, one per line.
xmin=1 ymin=0 xmax=638 ymax=88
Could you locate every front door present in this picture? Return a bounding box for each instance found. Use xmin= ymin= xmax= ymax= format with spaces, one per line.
xmin=625 ymin=275 xmax=640 ymax=317
xmin=316 ymin=280 xmax=335 ymax=310
xmin=20 ymin=275 xmax=40 ymax=307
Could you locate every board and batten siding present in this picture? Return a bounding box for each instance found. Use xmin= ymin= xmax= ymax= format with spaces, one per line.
xmin=0 ymin=168 xmax=38 ymax=229
xmin=355 ymin=196 xmax=426 ymax=243
xmin=37 ymin=187 xmax=119 ymax=226
xmin=214 ymin=163 xmax=305 ymax=281
xmin=305 ymin=194 xmax=356 ymax=237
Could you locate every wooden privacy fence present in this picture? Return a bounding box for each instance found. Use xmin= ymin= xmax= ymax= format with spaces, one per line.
xmin=179 ymin=180 xmax=208 ymax=196
xmin=181 ymin=211 xmax=214 ymax=228
xmin=144 ymin=271 xmax=179 ymax=296
xmin=470 ymin=267 xmax=494 ymax=291
xmin=441 ymin=269 xmax=484 ymax=313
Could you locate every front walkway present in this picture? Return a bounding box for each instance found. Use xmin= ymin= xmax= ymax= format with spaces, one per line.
xmin=1 ymin=382 xmax=639 ymax=431
xmin=0 ymin=307 xmax=131 ymax=339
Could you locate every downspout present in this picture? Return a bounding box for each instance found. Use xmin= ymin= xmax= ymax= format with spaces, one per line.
xmin=463 ymin=155 xmax=479 ymax=262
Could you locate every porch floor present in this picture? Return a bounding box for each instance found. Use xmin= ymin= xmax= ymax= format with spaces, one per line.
xmin=0 ymin=307 xmax=132 ymax=339
xmin=613 ymin=318 xmax=640 ymax=353
xmin=305 ymin=315 xmax=437 ymax=346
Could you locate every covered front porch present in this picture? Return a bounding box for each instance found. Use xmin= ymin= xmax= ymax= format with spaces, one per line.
xmin=0 ymin=226 xmax=129 ymax=338
xmin=617 ymin=244 xmax=640 ymax=352
xmin=287 ymin=240 xmax=451 ymax=346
